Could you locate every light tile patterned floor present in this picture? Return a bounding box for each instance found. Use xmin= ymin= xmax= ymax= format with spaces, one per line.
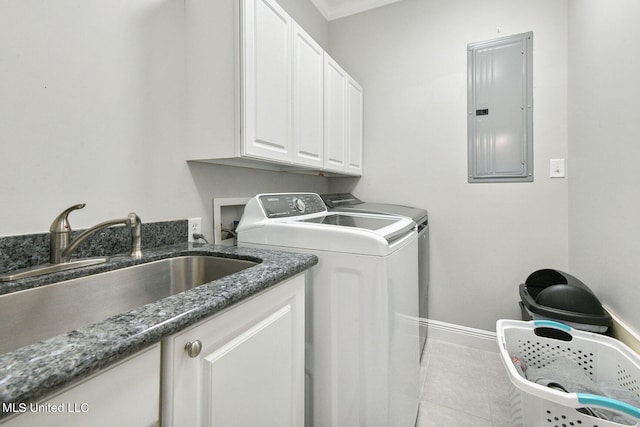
xmin=416 ymin=339 xmax=512 ymax=426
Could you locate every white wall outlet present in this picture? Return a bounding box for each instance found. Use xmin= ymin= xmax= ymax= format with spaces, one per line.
xmin=188 ymin=217 xmax=202 ymax=242
xmin=550 ymin=158 xmax=566 ymax=178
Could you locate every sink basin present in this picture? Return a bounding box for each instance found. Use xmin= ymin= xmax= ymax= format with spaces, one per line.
xmin=0 ymin=255 xmax=257 ymax=354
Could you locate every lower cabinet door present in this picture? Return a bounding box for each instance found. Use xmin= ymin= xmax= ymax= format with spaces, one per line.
xmin=2 ymin=344 xmax=161 ymax=427
xmin=162 ymin=274 xmax=305 ymax=427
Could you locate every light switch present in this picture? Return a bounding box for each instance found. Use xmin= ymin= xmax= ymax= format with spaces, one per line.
xmin=550 ymin=159 xmax=565 ymax=178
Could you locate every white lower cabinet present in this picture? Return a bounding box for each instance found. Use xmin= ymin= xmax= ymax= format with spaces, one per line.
xmin=2 ymin=344 xmax=161 ymax=427
xmin=161 ymin=274 xmax=305 ymax=427
xmin=1 ymin=274 xmax=305 ymax=427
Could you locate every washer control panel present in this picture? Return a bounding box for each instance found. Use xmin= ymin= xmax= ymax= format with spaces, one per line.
xmin=258 ymin=194 xmax=326 ymax=218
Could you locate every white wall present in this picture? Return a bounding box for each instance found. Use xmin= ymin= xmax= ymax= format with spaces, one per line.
xmin=0 ymin=0 xmax=328 ymax=241
xmin=11 ymin=0 xmax=637 ymax=337
xmin=568 ymin=1 xmax=640 ymax=331
xmin=328 ymin=0 xmax=570 ymax=331
xmin=278 ymin=0 xmax=329 ymax=50
xmin=0 ymin=0 xmax=188 ymax=234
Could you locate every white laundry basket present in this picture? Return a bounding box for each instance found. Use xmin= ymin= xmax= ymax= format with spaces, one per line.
xmin=497 ymin=319 xmax=640 ymax=427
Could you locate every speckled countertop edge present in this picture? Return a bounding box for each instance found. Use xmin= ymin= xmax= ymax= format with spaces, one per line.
xmin=0 ymin=243 xmax=317 ymax=410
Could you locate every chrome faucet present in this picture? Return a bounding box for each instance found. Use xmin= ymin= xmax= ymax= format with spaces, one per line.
xmin=49 ymin=203 xmax=143 ymax=264
xmin=0 ymin=204 xmax=144 ymax=282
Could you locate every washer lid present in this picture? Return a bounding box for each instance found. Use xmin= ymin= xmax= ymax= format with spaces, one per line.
xmin=299 ymin=213 xmax=414 ymax=244
xmin=300 ymin=213 xmax=397 ymax=230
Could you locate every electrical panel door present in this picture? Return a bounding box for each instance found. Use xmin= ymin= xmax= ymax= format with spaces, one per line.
xmin=467 ymin=32 xmax=533 ymax=183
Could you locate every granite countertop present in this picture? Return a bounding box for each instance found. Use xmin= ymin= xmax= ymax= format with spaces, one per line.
xmin=0 ymin=243 xmax=317 ymax=411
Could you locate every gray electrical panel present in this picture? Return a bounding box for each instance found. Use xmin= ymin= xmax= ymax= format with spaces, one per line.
xmin=467 ymin=32 xmax=533 ymax=183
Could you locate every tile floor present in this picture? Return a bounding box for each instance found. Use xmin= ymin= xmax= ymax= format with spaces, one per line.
xmin=415 ymin=339 xmax=512 ymax=426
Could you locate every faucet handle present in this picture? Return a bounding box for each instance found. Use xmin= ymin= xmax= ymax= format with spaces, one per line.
xmin=127 ymin=212 xmax=143 ymax=259
xmin=50 ymin=203 xmax=86 ymax=233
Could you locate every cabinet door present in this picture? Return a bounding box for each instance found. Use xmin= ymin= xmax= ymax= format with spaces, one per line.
xmin=346 ymin=77 xmax=363 ymax=175
xmin=3 ymin=345 xmax=160 ymax=427
xmin=323 ymin=55 xmax=347 ymax=172
xmin=242 ymin=0 xmax=292 ymax=162
xmin=163 ymin=274 xmax=305 ymax=427
xmin=292 ymin=23 xmax=324 ymax=168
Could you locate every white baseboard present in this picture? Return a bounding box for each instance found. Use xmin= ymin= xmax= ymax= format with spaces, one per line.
xmin=423 ymin=311 xmax=640 ymax=356
xmin=604 ymin=305 xmax=640 ymax=354
xmin=424 ymin=319 xmax=498 ymax=353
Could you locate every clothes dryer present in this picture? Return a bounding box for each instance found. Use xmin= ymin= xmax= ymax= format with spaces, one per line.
xmin=321 ymin=193 xmax=429 ymax=357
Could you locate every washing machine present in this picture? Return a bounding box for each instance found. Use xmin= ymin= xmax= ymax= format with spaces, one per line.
xmin=237 ymin=193 xmax=420 ymax=427
xmin=321 ymin=193 xmax=429 ymax=357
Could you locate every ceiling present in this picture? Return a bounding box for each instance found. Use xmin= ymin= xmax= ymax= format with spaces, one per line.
xmin=311 ymin=0 xmax=402 ymax=21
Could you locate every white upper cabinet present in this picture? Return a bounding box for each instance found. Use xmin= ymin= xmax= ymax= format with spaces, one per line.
xmin=346 ymin=76 xmax=363 ymax=175
xmin=292 ymin=22 xmax=324 ymax=168
xmin=324 ymin=55 xmax=347 ymax=172
xmin=185 ymin=0 xmax=362 ymax=176
xmin=324 ymin=54 xmax=363 ymax=175
xmin=242 ymin=0 xmax=292 ymax=162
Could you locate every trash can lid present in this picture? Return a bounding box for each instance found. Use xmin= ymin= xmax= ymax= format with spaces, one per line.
xmin=536 ymin=284 xmax=607 ymax=316
xmin=519 ymin=269 xmax=612 ymax=327
xmin=525 ymin=268 xmax=590 ymax=292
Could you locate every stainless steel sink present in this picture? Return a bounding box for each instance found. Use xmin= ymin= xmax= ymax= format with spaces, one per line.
xmin=0 ymin=255 xmax=257 ymax=354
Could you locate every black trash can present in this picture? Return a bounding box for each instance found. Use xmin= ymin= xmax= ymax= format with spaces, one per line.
xmin=518 ymin=269 xmax=612 ymax=333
